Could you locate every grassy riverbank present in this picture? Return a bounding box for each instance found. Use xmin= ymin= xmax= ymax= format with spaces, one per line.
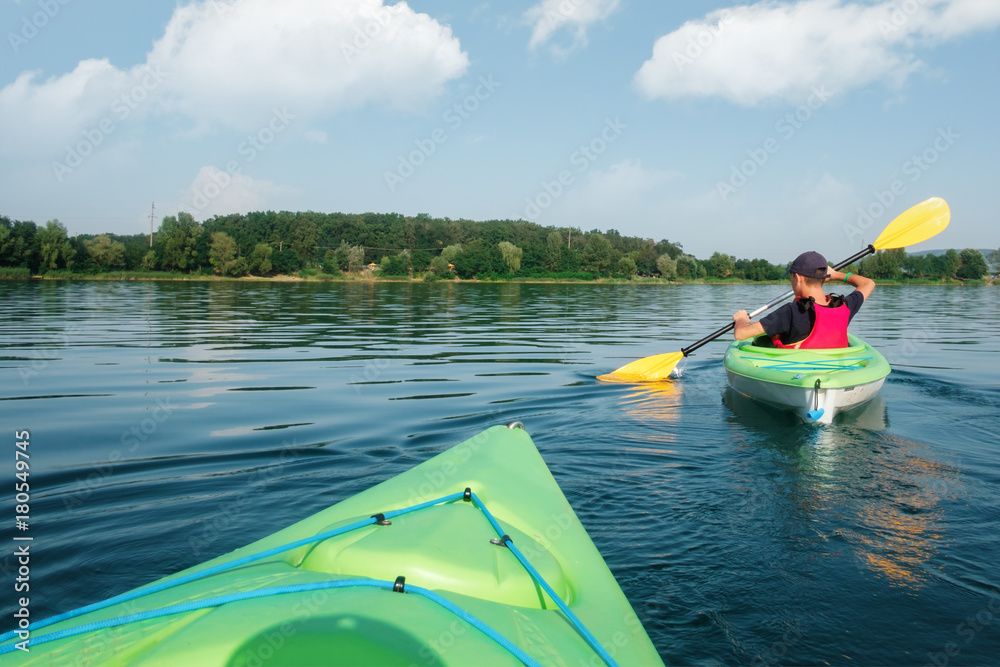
xmin=3 ymin=268 xmax=995 ymax=286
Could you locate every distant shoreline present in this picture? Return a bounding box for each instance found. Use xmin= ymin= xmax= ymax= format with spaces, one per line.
xmin=4 ymin=273 xmax=995 ymax=286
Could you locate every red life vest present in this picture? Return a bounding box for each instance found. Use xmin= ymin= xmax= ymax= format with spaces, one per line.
xmin=772 ymin=296 xmax=850 ymax=349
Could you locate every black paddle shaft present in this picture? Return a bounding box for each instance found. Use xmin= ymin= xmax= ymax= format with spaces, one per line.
xmin=680 ymin=245 xmax=875 ymax=357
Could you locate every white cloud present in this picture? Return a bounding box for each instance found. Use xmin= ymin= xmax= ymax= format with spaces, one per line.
xmin=579 ymin=159 xmax=682 ymax=201
xmin=178 ymin=166 xmax=298 ymax=220
xmin=635 ymin=0 xmax=1000 ymax=106
xmin=147 ymin=0 xmax=469 ymax=127
xmin=0 ymin=59 xmax=138 ymax=157
xmin=524 ymin=0 xmax=621 ymax=54
xmin=0 ymin=0 xmax=469 ymax=156
xmin=921 ymin=0 xmax=1000 ymax=38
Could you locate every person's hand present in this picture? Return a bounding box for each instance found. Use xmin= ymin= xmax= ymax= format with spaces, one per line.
xmin=733 ymin=309 xmax=750 ymax=325
xmin=825 ymin=266 xmax=842 ymax=282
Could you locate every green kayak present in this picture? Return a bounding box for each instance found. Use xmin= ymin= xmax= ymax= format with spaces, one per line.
xmin=724 ymin=334 xmax=891 ymax=424
xmin=2 ymin=424 xmax=662 ymax=666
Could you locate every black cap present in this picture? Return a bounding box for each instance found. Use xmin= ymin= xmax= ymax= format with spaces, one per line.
xmin=784 ymin=251 xmax=829 ymax=279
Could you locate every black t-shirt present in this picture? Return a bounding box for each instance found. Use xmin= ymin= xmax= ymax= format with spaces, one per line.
xmin=759 ymin=291 xmax=865 ymax=345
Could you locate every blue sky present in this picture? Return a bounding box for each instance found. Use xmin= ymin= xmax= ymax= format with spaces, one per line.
xmin=1 ymin=0 xmax=997 ymax=262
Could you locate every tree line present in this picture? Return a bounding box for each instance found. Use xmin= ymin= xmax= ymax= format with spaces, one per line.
xmin=1 ymin=211 xmax=995 ymax=282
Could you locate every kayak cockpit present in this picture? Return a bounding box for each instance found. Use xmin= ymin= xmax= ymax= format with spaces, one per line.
xmin=298 ymin=501 xmax=571 ymax=609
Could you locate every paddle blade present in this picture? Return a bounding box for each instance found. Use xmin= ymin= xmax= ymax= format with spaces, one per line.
xmin=872 ymin=197 xmax=950 ymax=250
xmin=597 ymin=351 xmax=685 ymax=383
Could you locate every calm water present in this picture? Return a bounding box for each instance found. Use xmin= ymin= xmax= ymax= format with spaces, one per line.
xmin=1 ymin=280 xmax=998 ymax=666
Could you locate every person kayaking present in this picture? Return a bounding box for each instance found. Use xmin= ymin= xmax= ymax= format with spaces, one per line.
xmin=731 ymin=250 xmax=876 ymax=348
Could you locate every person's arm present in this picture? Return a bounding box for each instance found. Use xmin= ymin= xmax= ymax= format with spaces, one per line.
xmin=827 ymin=266 xmax=875 ymax=301
xmin=732 ymin=309 xmax=765 ymax=340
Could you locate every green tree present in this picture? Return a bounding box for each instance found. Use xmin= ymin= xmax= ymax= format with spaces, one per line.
xmin=347 ymin=245 xmax=365 ymax=272
xmin=83 ymin=235 xmax=125 ymax=269
xmin=411 ymin=249 xmax=431 ymax=273
xmin=380 ymin=250 xmax=411 ymax=277
xmin=859 ymin=253 xmax=880 ymax=279
xmin=429 ymin=255 xmax=452 ymax=277
xmin=440 ymin=244 xmax=463 ymax=267
xmin=634 ymin=242 xmax=659 ymax=275
xmin=0 ymin=219 xmax=33 ymax=269
xmin=322 ymin=249 xmax=339 ymax=275
xmin=880 ymin=248 xmax=905 ymax=279
xmin=734 ymin=258 xmax=781 ymax=281
xmin=545 ymin=232 xmax=562 ymax=272
xmin=616 ymin=256 xmax=637 ymax=278
xmin=227 ymin=257 xmax=249 ymax=277
xmin=159 ymin=212 xmax=202 ymax=271
xmin=332 ymin=241 xmax=352 ymax=272
xmin=956 ymin=248 xmax=988 ymax=279
xmin=209 ymin=231 xmax=239 ymax=275
xmin=37 ymin=220 xmax=75 ymax=270
xmin=0 ymin=222 xmax=15 ymax=266
xmin=141 ymin=250 xmax=157 ymax=271
xmin=860 ymin=249 xmax=904 ymax=280
xmin=657 ymin=239 xmax=683 ymax=260
xmin=656 ymin=254 xmax=677 ymax=279
xmin=707 ymin=252 xmax=736 ymax=278
xmin=902 ymin=253 xmax=927 ymax=278
xmin=248 ymin=243 xmax=273 ymax=275
xmin=291 ymin=218 xmax=320 ymax=262
xmin=452 ymin=239 xmax=500 ymax=279
xmin=325 ymin=241 xmax=365 ymax=273
xmin=581 ymin=234 xmax=613 ymax=276
xmin=675 ymin=254 xmax=698 ymax=278
xmin=943 ymin=249 xmax=960 ymax=279
xmin=498 ymin=241 xmax=523 ymax=273
xmin=272 ymin=248 xmax=303 ymax=274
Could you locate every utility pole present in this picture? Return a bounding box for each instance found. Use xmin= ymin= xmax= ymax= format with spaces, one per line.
xmin=149 ymin=203 xmax=155 ymax=247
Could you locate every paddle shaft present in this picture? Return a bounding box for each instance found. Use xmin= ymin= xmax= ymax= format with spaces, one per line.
xmin=680 ymin=244 xmax=875 ymax=357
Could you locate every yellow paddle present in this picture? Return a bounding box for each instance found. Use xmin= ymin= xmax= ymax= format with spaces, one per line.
xmin=598 ymin=197 xmax=951 ymax=383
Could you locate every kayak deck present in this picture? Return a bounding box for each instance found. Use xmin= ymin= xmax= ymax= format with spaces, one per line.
xmin=2 ymin=424 xmax=662 ymax=667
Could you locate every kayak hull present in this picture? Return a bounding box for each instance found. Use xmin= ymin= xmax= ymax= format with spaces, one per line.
xmin=723 ymin=334 xmax=891 ymax=425
xmin=6 ymin=424 xmax=662 ymax=666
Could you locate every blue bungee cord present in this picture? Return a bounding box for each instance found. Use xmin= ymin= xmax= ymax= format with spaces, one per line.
xmin=0 ymin=487 xmax=618 ymax=667
xmin=0 ymin=490 xmax=465 ymax=644
xmin=469 ymin=490 xmax=620 ymax=667
xmin=753 ymin=356 xmax=873 ymax=371
xmin=0 ymin=579 xmax=541 ymax=667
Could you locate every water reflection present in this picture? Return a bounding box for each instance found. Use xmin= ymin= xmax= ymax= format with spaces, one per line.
xmin=722 ymin=389 xmax=889 ymax=431
xmin=1 ymin=281 xmax=997 ymax=665
xmin=724 ymin=387 xmax=958 ymax=591
xmin=616 ymin=382 xmax=683 ymax=429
